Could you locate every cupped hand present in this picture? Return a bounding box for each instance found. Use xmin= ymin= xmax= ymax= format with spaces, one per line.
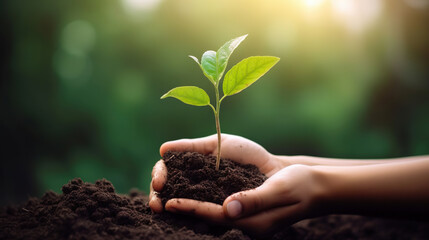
xmin=166 ymin=164 xmax=323 ymax=234
xmin=149 ymin=134 xmax=285 ymax=213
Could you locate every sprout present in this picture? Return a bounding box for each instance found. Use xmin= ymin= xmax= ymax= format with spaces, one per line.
xmin=162 ymin=35 xmax=279 ymax=170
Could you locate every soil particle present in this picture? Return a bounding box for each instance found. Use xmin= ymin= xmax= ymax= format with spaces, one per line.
xmin=159 ymin=151 xmax=267 ymax=205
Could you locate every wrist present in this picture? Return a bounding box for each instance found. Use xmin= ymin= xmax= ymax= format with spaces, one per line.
xmin=273 ymin=154 xmax=308 ymax=167
xmin=263 ymin=154 xmax=290 ymax=177
xmin=272 ymin=154 xmax=291 ymax=168
xmin=310 ymin=165 xmax=343 ymax=216
xmin=311 ymin=165 xmax=374 ymax=216
xmin=280 ymin=155 xmax=323 ymax=166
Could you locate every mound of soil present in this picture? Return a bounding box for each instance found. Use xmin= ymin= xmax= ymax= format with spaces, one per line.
xmin=1 ymin=158 xmax=429 ymax=239
xmin=159 ymin=151 xmax=267 ymax=205
xmin=1 ymin=178 xmax=251 ymax=240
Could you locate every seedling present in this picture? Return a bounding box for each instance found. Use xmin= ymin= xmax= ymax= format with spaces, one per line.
xmin=161 ymin=34 xmax=279 ymax=170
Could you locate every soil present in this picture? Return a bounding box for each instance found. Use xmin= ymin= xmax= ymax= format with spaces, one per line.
xmin=1 ymin=154 xmax=429 ymax=239
xmin=159 ymin=151 xmax=267 ymax=205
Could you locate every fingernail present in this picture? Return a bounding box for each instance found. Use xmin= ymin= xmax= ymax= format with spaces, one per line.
xmin=226 ymin=200 xmax=242 ymax=218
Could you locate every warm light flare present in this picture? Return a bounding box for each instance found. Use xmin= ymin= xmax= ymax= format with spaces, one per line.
xmin=122 ymin=0 xmax=162 ymax=12
xmin=304 ymin=0 xmax=325 ymax=7
xmin=331 ymin=0 xmax=383 ymax=34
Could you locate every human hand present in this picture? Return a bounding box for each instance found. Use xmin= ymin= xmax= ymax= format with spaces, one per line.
xmin=149 ymin=134 xmax=285 ymax=213
xmin=166 ymin=164 xmax=323 ymax=234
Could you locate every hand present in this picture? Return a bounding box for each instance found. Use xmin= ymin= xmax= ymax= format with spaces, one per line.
xmin=166 ymin=164 xmax=323 ymax=234
xmin=149 ymin=134 xmax=286 ymax=213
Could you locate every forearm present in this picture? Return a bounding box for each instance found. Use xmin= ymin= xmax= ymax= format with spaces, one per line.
xmin=313 ymin=158 xmax=429 ymax=219
xmin=278 ymin=155 xmax=429 ymax=167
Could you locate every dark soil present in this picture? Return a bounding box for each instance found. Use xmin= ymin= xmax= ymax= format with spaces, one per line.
xmin=1 ymin=161 xmax=429 ymax=239
xmin=1 ymin=178 xmax=250 ymax=240
xmin=159 ymin=151 xmax=267 ymax=205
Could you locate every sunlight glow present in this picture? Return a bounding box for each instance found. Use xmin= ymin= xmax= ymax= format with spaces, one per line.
xmin=331 ymin=0 xmax=383 ymax=34
xmin=122 ymin=0 xmax=162 ymax=12
xmin=304 ymin=0 xmax=325 ymax=7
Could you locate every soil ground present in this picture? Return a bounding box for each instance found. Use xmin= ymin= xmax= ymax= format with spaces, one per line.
xmin=1 ymin=152 xmax=429 ymax=239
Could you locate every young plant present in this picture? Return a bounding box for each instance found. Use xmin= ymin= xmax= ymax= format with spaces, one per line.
xmin=161 ymin=34 xmax=279 ymax=171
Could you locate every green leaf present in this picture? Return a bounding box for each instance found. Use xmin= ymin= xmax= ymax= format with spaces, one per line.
xmin=223 ymin=56 xmax=280 ymax=96
xmin=201 ymin=51 xmax=217 ymax=83
xmin=216 ymin=34 xmax=247 ymax=81
xmin=161 ymin=86 xmax=210 ymax=106
xmin=189 ymin=55 xmax=215 ymax=85
xmin=196 ymin=35 xmax=247 ymax=84
xmin=189 ymin=55 xmax=200 ymax=65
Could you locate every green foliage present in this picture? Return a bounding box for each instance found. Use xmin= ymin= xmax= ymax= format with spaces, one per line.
xmin=201 ymin=51 xmax=217 ymax=83
xmin=223 ymin=56 xmax=280 ymax=96
xmin=162 ymin=35 xmax=279 ymax=170
xmin=189 ymin=34 xmax=248 ymax=84
xmin=161 ymin=86 xmax=210 ymax=106
xmin=216 ymin=34 xmax=248 ymax=81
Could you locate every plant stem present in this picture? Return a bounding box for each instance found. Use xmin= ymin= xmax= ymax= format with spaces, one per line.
xmin=214 ymin=85 xmax=222 ymax=171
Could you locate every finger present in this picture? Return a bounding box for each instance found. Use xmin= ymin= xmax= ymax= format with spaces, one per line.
xmin=233 ymin=204 xmax=302 ymax=234
xmin=149 ymin=194 xmax=163 ymax=213
xmin=160 ymin=135 xmax=218 ymax=157
xmin=223 ymin=184 xmax=297 ymax=219
xmin=149 ymin=181 xmax=163 ymax=213
xmin=165 ymin=198 xmax=227 ymax=224
xmin=151 ymin=160 xmax=167 ymax=192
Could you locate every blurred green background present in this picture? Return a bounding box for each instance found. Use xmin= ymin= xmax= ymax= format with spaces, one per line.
xmin=1 ymin=0 xmax=429 ymax=205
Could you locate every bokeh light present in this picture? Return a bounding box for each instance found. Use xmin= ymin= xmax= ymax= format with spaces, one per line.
xmin=122 ymin=0 xmax=162 ymax=12
xmin=331 ymin=0 xmax=383 ymax=34
xmin=304 ymin=0 xmax=325 ymax=8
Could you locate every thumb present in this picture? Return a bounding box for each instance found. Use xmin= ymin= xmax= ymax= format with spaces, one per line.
xmin=160 ymin=135 xmax=217 ymax=157
xmin=223 ymin=184 xmax=282 ymax=219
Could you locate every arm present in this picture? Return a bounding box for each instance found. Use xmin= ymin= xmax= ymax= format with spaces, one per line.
xmin=163 ymin=157 xmax=429 ymax=234
xmin=314 ymin=157 xmax=429 ymax=219
xmin=281 ymin=154 xmax=429 ymax=166
xmin=150 ymin=134 xmax=429 ymax=233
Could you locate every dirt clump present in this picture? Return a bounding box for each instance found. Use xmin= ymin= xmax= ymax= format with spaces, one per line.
xmin=159 ymin=151 xmax=267 ymax=205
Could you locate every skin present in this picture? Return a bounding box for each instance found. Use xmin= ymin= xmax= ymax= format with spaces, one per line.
xmin=150 ymin=134 xmax=429 ymax=234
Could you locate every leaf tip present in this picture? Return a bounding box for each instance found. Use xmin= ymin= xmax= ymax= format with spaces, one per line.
xmin=273 ymin=56 xmax=280 ymax=63
xmin=189 ymin=55 xmax=200 ymax=64
xmin=160 ymin=92 xmax=169 ymax=99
